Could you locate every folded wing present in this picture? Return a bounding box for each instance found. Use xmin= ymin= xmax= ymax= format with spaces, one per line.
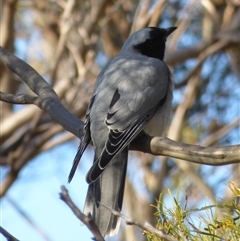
xmin=86 ymin=62 xmax=170 ymax=183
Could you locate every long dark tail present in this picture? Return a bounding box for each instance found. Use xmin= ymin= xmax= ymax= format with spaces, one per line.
xmin=83 ymin=149 xmax=128 ymax=237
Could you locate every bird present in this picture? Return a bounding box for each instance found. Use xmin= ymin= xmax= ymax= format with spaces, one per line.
xmin=68 ymin=26 xmax=177 ymax=237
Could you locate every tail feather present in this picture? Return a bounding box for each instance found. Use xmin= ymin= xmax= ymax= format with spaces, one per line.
xmin=83 ymin=149 xmax=128 ymax=237
xmin=68 ymin=142 xmax=88 ymax=183
xmin=68 ymin=127 xmax=91 ymax=183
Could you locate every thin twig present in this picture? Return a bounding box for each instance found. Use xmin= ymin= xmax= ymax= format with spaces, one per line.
xmin=100 ymin=203 xmax=178 ymax=241
xmin=0 ymin=226 xmax=20 ymax=241
xmin=59 ymin=186 xmax=105 ymax=241
xmin=202 ymin=118 xmax=240 ymax=146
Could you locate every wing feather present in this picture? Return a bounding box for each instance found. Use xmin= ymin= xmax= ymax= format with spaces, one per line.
xmin=86 ymin=97 xmax=166 ymax=184
xmin=68 ymin=95 xmax=95 ymax=182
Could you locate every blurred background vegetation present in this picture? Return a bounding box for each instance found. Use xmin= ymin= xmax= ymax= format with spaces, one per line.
xmin=1 ymin=0 xmax=239 ymax=240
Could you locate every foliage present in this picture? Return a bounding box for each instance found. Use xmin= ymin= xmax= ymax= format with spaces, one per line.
xmin=146 ymin=182 xmax=240 ymax=241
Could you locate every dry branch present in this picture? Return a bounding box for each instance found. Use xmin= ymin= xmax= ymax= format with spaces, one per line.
xmin=0 ymin=46 xmax=83 ymax=138
xmin=0 ymin=226 xmax=20 ymax=241
xmin=131 ymin=134 xmax=240 ymax=165
xmin=100 ymin=203 xmax=178 ymax=241
xmin=59 ymin=186 xmax=104 ymax=241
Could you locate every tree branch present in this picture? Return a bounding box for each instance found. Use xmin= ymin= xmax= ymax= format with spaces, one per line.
xmin=1 ymin=125 xmax=64 ymax=197
xmin=0 ymin=46 xmax=83 ymax=137
xmin=59 ymin=186 xmax=104 ymax=241
xmin=130 ymin=134 xmax=240 ymax=166
xmin=202 ymin=118 xmax=240 ymax=146
xmin=100 ymin=203 xmax=178 ymax=241
xmin=0 ymin=226 xmax=20 ymax=241
xmin=0 ymin=91 xmax=39 ymax=104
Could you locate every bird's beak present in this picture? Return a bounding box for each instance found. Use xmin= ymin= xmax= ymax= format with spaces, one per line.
xmin=165 ymin=27 xmax=177 ymax=38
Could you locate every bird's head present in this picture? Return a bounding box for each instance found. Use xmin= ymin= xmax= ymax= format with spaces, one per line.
xmin=121 ymin=27 xmax=177 ymax=61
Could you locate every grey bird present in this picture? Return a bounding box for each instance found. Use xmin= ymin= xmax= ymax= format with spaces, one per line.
xmin=68 ymin=26 xmax=176 ymax=237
